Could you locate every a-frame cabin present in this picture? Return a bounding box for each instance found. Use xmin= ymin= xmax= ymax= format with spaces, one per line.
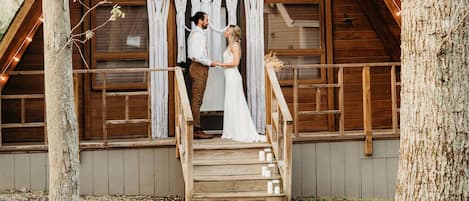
xmin=0 ymin=0 xmax=402 ymax=200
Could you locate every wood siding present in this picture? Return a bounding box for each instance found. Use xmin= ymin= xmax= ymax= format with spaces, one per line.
xmin=0 ymin=147 xmax=184 ymax=196
xmin=0 ymin=140 xmax=398 ymax=199
xmin=2 ymin=0 xmax=400 ymax=142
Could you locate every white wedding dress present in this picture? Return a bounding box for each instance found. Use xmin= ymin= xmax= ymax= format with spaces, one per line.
xmin=222 ymin=48 xmax=266 ymax=142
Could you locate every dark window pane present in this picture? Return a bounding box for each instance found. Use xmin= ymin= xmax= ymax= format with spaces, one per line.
xmin=96 ymin=6 xmax=148 ymax=52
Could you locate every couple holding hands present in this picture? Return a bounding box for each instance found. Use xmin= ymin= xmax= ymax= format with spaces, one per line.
xmin=187 ymin=11 xmax=265 ymax=143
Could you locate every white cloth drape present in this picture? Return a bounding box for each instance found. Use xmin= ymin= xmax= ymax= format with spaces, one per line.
xmin=175 ymin=0 xmax=187 ymax=63
xmin=226 ymin=0 xmax=238 ymax=25
xmin=147 ymin=0 xmax=170 ymax=138
xmin=244 ymin=0 xmax=265 ymax=133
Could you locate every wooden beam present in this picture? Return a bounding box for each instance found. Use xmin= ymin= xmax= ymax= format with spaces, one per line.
xmin=362 ymin=66 xmax=373 ymax=156
xmin=356 ymin=0 xmax=401 ymax=61
xmin=324 ymin=0 xmax=335 ymax=132
xmin=383 ymin=0 xmax=401 ymax=27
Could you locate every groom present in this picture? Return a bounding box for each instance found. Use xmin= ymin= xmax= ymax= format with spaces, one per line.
xmin=188 ymin=11 xmax=215 ymax=139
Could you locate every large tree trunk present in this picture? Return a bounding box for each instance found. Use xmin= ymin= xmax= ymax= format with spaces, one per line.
xmin=43 ymin=0 xmax=79 ymax=200
xmin=396 ymin=1 xmax=468 ymax=201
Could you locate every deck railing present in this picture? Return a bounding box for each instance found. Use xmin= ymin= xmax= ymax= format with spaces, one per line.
xmin=174 ymin=67 xmax=193 ymax=200
xmin=0 ymin=68 xmax=178 ymax=150
xmin=287 ymin=62 xmax=401 ymax=155
xmin=265 ymin=65 xmax=294 ymax=200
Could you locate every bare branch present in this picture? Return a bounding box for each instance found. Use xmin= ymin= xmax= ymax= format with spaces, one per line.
xmin=71 ymin=0 xmax=110 ymax=34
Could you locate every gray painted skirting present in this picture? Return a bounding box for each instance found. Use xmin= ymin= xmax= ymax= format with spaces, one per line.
xmin=0 ymin=140 xmax=399 ymax=199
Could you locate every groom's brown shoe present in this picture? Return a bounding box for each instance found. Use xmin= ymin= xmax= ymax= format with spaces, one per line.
xmin=194 ymin=130 xmax=213 ymax=139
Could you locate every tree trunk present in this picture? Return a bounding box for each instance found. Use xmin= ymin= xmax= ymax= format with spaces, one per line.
xmin=396 ymin=1 xmax=468 ymax=201
xmin=43 ymin=0 xmax=79 ymax=200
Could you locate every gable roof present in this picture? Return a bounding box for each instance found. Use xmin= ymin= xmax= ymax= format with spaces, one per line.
xmin=0 ymin=0 xmax=42 ymax=88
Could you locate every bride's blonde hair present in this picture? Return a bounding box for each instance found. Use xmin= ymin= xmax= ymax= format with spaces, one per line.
xmin=227 ymin=25 xmax=242 ymax=45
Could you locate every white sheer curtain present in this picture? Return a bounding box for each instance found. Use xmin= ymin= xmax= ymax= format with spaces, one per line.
xmin=226 ymin=0 xmax=238 ymax=24
xmin=147 ymin=0 xmax=170 ymax=138
xmin=244 ymin=0 xmax=265 ymax=133
xmin=175 ymin=0 xmax=187 ymax=63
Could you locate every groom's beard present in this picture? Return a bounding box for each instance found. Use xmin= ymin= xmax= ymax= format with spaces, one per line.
xmin=202 ymin=24 xmax=208 ymax=29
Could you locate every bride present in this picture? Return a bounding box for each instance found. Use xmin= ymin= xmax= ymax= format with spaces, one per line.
xmin=214 ymin=25 xmax=265 ymax=142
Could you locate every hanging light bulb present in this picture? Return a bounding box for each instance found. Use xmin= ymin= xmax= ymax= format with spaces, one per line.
xmin=396 ymin=11 xmax=401 ymax=16
xmin=39 ymin=16 xmax=44 ymax=22
xmin=13 ymin=57 xmax=20 ymax=62
xmin=26 ymin=37 xmax=32 ymax=42
xmin=0 ymin=75 xmax=6 ymax=81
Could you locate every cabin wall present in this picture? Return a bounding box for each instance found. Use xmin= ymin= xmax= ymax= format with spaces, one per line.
xmin=2 ymin=0 xmax=401 ymax=143
xmin=0 ymin=140 xmax=399 ymax=199
xmin=333 ymin=0 xmax=400 ymax=130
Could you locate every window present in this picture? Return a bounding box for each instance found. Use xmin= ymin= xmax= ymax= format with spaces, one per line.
xmin=264 ymin=1 xmax=326 ymax=85
xmin=92 ymin=1 xmax=149 ymax=90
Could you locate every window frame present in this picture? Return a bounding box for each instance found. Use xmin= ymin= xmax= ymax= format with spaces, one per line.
xmin=264 ymin=0 xmax=327 ymax=86
xmin=91 ymin=0 xmax=149 ymax=90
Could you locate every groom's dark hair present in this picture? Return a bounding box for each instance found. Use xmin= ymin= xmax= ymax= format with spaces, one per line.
xmin=191 ymin=11 xmax=207 ymax=25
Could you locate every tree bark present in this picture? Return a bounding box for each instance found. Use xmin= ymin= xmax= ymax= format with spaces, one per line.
xmin=43 ymin=0 xmax=79 ymax=200
xmin=396 ymin=1 xmax=468 ymax=201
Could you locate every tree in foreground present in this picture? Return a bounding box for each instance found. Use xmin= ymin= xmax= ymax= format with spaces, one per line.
xmin=396 ymin=0 xmax=468 ymax=201
xmin=43 ymin=0 xmax=79 ymax=200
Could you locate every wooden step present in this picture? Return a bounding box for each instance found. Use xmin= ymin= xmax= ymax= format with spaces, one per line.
xmin=194 ymin=163 xmax=279 ymax=176
xmin=193 ymin=143 xmax=271 ymax=150
xmin=193 ymin=192 xmax=286 ymax=200
xmin=194 ymin=175 xmax=281 ymax=182
xmin=194 ymin=148 xmax=267 ymax=161
xmin=194 ymin=169 xmax=282 ymax=194
xmin=193 ymin=159 xmax=276 ymax=166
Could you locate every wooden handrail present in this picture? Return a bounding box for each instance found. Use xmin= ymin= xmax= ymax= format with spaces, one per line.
xmin=174 ymin=67 xmax=193 ymax=201
xmin=285 ymin=62 xmax=401 ymax=155
xmin=265 ymin=64 xmax=293 ymax=201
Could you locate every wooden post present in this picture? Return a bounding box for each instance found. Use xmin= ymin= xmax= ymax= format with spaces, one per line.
xmin=174 ymin=71 xmax=180 ymax=158
xmin=21 ymin=98 xmax=25 ymax=123
xmin=73 ymin=74 xmax=80 ymax=150
xmin=293 ymin=67 xmax=298 ymax=136
xmin=391 ymin=65 xmax=398 ymax=135
xmin=316 ymin=88 xmax=321 ymax=112
xmin=265 ymin=67 xmax=272 ymax=142
xmin=102 ymin=72 xmax=107 ymax=146
xmin=362 ymin=66 xmax=373 ymax=156
xmin=283 ymin=121 xmax=293 ymax=201
xmin=185 ymin=124 xmax=193 ymax=201
xmin=338 ymin=67 xmax=344 ymax=135
xmin=147 ymin=72 xmax=151 ymax=141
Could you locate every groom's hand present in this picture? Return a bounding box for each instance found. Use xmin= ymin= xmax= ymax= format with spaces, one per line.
xmin=210 ymin=61 xmax=216 ymax=67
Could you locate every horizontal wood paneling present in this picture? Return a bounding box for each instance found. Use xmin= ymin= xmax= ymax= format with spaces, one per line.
xmin=0 ymin=141 xmax=399 ymax=199
xmin=0 ymin=147 xmax=184 ymax=196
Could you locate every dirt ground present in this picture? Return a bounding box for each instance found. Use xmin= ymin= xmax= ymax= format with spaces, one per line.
xmin=0 ymin=190 xmax=183 ymax=201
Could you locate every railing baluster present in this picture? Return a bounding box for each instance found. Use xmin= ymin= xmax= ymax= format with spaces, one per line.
xmin=125 ymin=96 xmax=129 ymax=121
xmin=293 ymin=67 xmax=298 ymax=136
xmin=102 ymin=72 xmax=107 ymax=146
xmin=391 ymin=65 xmax=398 ymax=135
xmin=362 ymin=66 xmax=373 ymax=156
xmin=338 ymin=67 xmax=344 ymax=135
xmin=316 ymin=88 xmax=321 ymax=112
xmin=21 ymin=98 xmax=25 ymax=123
xmin=147 ymin=71 xmax=151 ymax=141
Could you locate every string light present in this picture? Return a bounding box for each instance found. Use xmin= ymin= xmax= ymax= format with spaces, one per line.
xmin=1 ymin=16 xmax=44 ymax=79
xmin=391 ymin=0 xmax=401 ymax=16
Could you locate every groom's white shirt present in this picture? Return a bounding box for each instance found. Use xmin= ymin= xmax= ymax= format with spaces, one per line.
xmin=188 ymin=26 xmax=211 ymax=66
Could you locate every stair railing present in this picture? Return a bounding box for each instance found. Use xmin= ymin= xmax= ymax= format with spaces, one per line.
xmin=174 ymin=67 xmax=193 ymax=200
xmin=265 ymin=65 xmax=294 ymax=200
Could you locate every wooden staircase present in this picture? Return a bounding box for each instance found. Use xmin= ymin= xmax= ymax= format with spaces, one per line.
xmin=174 ymin=66 xmax=293 ymax=200
xmin=191 ymin=138 xmax=287 ymax=200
